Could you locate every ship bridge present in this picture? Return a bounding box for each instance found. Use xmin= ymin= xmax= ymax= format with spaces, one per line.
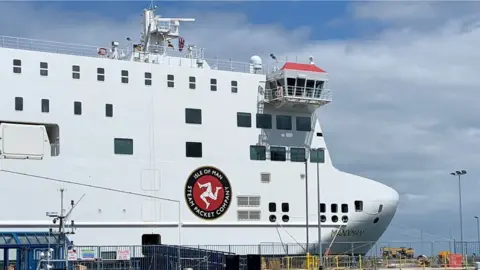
xmin=262 ymin=60 xmax=332 ymax=110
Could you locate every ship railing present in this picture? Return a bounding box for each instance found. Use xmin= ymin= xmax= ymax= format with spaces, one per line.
xmin=0 ymin=35 xmax=280 ymax=75
xmin=263 ymin=86 xmax=332 ymax=105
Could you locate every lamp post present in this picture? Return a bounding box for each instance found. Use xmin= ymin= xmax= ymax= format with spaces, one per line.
xmin=475 ymin=216 xmax=480 ymax=255
xmin=450 ymin=170 xmax=467 ymax=256
xmin=311 ymin=148 xmax=325 ymax=270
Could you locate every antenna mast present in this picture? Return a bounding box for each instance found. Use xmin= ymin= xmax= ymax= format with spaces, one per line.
xmin=46 ymin=189 xmax=85 ymax=267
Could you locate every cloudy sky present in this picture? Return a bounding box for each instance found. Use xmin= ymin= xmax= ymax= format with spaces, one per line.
xmin=1 ymin=0 xmax=479 ymax=253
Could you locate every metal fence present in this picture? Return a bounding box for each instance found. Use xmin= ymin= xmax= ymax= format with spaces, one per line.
xmin=5 ymin=241 xmax=480 ymax=270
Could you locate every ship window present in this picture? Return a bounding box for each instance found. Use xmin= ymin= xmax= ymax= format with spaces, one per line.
xmin=290 ymin=147 xmax=306 ymax=162
xmin=355 ymin=200 xmax=363 ymax=212
xmin=332 ymin=215 xmax=338 ymax=223
xmin=276 ymin=115 xmax=292 ymax=130
xmin=256 ymin=113 xmax=272 ymax=129
xmin=341 ymin=204 xmax=348 ymax=213
xmin=189 ymin=76 xmax=196 ymax=89
xmin=41 ymin=99 xmax=49 ymax=113
xmin=231 ymin=80 xmax=238 ymax=93
xmin=331 ymin=204 xmax=338 ymax=213
xmin=105 ymin=104 xmax=113 ymax=117
xmin=72 ymin=65 xmax=80 ymax=79
xmin=378 ymin=204 xmax=383 ymax=213
xmin=97 ymin=67 xmax=105 ymax=81
xmin=13 ymin=59 xmax=21 ymax=74
xmin=269 ymin=202 xmax=276 ymax=212
xmin=114 ymin=138 xmax=133 ymax=155
xmin=310 ymin=148 xmax=325 ymax=163
xmin=320 ymin=215 xmax=326 ymax=223
xmin=186 ymin=142 xmax=202 ymax=158
xmin=281 ymin=203 xmax=289 ymax=212
xmin=237 ymin=112 xmax=252 ymax=128
xmin=15 ymin=97 xmax=23 ymax=111
xmin=320 ymin=203 xmax=326 ymax=213
xmin=282 ymin=215 xmax=290 ymax=222
xmin=145 ymin=72 xmax=152 ymax=86
xmin=40 ymin=62 xmax=48 ymax=76
xmin=296 ymin=116 xmax=312 ymax=131
xmin=167 ymin=74 xmax=174 ymax=88
xmin=74 ymin=101 xmax=82 ymax=115
xmin=121 ymin=70 xmax=128 ymax=84
xmin=250 ymin=145 xmax=266 ymax=160
xmin=210 ymin=78 xmax=217 ymax=91
xmin=270 ymin=146 xmax=286 ymax=161
xmin=185 ymin=108 xmax=202 ymax=124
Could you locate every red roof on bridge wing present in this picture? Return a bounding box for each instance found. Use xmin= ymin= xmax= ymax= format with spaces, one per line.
xmin=280 ymin=62 xmax=326 ymax=73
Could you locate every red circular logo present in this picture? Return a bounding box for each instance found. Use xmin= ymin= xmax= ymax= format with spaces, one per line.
xmin=185 ymin=166 xmax=232 ymax=220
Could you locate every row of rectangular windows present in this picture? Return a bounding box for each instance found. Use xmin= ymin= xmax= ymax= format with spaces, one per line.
xmin=14 ymin=98 xmax=310 ymax=132
xmin=12 ymin=59 xmax=238 ymax=92
xmin=185 ymin=108 xmax=312 ymax=132
xmin=114 ymin=139 xmax=324 ymax=163
xmin=14 ymin=97 xmax=113 ymax=117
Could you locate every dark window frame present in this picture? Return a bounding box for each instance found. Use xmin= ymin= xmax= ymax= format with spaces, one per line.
xmin=296 ymin=116 xmax=312 ymax=131
xmin=269 ymin=202 xmax=276 ymax=212
xmin=281 ymin=203 xmax=289 ymax=212
xmin=114 ymin=138 xmax=134 ymax=155
xmin=145 ymin=72 xmax=152 ymax=86
xmin=320 ymin=203 xmax=326 ymax=213
xmin=105 ymin=104 xmax=113 ymax=117
xmin=185 ymin=108 xmax=202 ymax=124
xmin=189 ymin=76 xmax=196 ymax=90
xmin=250 ymin=145 xmax=266 ymax=160
xmin=310 ymin=148 xmax=325 ymax=163
xmin=210 ymin=78 xmax=217 ymax=91
xmin=331 ymin=204 xmax=338 ymax=213
xmin=186 ymin=142 xmax=202 ymax=158
xmin=97 ymin=67 xmax=105 ymax=81
xmin=167 ymin=74 xmax=174 ymax=88
xmin=355 ymin=200 xmax=364 ymax=212
xmin=41 ymin=99 xmax=49 ymax=113
xmin=74 ymin=101 xmax=82 ymax=115
xmin=231 ymin=80 xmax=238 ymax=93
xmin=270 ymin=146 xmax=286 ymax=162
xmin=276 ymin=115 xmax=292 ymax=130
xmin=256 ymin=113 xmax=272 ymax=129
xmin=341 ymin=204 xmax=348 ymax=213
xmin=237 ymin=112 xmax=252 ymax=128
xmin=290 ymin=147 xmax=306 ymax=162
xmin=15 ymin=97 xmax=23 ymax=111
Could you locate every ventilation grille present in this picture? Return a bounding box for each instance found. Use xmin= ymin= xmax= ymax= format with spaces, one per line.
xmin=237 ymin=196 xmax=261 ymax=207
xmin=237 ymin=210 xmax=261 ymax=221
xmin=260 ymin=172 xmax=270 ymax=183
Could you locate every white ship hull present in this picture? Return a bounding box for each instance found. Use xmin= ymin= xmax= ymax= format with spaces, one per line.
xmin=0 ymin=7 xmax=399 ymax=257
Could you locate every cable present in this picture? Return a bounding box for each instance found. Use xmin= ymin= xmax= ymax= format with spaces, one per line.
xmin=0 ymin=169 xmax=178 ymax=204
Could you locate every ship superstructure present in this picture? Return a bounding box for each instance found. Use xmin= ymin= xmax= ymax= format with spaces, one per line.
xmin=0 ymin=6 xmax=399 ymax=255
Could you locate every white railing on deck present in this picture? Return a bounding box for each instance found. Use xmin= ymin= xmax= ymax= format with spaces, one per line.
xmin=0 ymin=35 xmax=277 ymax=75
xmin=264 ymin=86 xmax=332 ymax=104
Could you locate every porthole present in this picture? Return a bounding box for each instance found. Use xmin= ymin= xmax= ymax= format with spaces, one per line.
xmin=342 ymin=215 xmax=348 ymax=223
xmin=332 ymin=215 xmax=338 ymax=223
xmin=373 ymin=217 xmax=379 ymax=224
xmin=269 ymin=215 xmax=277 ymax=222
xmin=282 ymin=215 xmax=290 ymax=222
xmin=320 ymin=215 xmax=326 ymax=223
